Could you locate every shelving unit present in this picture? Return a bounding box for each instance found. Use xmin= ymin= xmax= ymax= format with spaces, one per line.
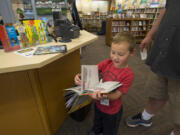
xmin=124 ymin=7 xmax=163 ymax=30
xmin=80 ymin=12 xmax=107 ymax=32
xmin=145 ymin=7 xmax=163 ymax=30
xmin=106 ymin=18 xmax=150 ymax=46
xmin=23 ymin=0 xmax=35 ymax=19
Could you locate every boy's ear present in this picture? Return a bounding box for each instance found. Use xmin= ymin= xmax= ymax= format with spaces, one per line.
xmin=130 ymin=49 xmax=136 ymax=56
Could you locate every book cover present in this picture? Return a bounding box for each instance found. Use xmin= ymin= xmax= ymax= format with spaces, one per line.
xmin=41 ymin=18 xmax=51 ymax=42
xmin=33 ymin=45 xmax=67 ymax=55
xmin=23 ymin=20 xmax=39 ymax=46
xmin=15 ymin=24 xmax=30 ymax=48
xmin=65 ymin=91 xmax=91 ymax=114
xmin=0 ymin=25 xmax=20 ymax=52
xmin=15 ymin=48 xmax=34 ymax=57
xmin=34 ymin=20 xmax=47 ymax=44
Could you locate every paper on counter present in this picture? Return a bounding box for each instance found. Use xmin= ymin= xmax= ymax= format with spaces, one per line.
xmin=14 ymin=48 xmax=34 ymax=57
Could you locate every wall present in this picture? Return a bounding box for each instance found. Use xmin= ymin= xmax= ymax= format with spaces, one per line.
xmin=115 ymin=0 xmax=166 ymax=9
xmin=76 ymin=0 xmax=108 ymax=14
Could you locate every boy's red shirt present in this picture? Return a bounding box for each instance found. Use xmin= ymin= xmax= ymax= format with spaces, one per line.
xmin=95 ymin=59 xmax=134 ymax=114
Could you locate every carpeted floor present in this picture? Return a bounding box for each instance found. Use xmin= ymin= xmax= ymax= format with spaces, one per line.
xmin=55 ymin=34 xmax=173 ymax=135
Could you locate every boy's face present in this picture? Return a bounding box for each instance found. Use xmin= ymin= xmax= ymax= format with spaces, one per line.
xmin=110 ymin=42 xmax=134 ymax=68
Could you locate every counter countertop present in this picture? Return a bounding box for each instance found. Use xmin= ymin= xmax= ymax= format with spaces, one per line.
xmin=0 ymin=30 xmax=98 ymax=74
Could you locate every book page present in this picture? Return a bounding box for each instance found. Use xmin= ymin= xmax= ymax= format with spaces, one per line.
xmin=95 ymin=81 xmax=122 ymax=93
xmin=65 ymin=86 xmax=82 ymax=95
xmin=81 ymin=65 xmax=99 ymax=90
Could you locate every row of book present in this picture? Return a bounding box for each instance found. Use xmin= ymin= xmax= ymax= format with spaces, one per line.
xmin=112 ymin=26 xmax=130 ymax=33
xmin=112 ymin=21 xmax=130 ymax=26
xmin=0 ymin=19 xmax=50 ymax=52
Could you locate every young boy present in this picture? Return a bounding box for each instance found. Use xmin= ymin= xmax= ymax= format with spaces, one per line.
xmin=74 ymin=32 xmax=136 ymax=135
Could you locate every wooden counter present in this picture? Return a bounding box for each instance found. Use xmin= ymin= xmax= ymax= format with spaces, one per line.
xmin=0 ymin=31 xmax=97 ymax=135
xmin=0 ymin=30 xmax=97 ymax=74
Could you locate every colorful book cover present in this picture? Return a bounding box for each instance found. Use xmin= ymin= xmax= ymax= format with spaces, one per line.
xmin=6 ymin=26 xmax=20 ymax=47
xmin=34 ymin=20 xmax=47 ymax=44
xmin=0 ymin=25 xmax=20 ymax=52
xmin=15 ymin=24 xmax=30 ymax=48
xmin=41 ymin=18 xmax=51 ymax=42
xmin=23 ymin=20 xmax=39 ymax=46
xmin=33 ymin=45 xmax=67 ymax=55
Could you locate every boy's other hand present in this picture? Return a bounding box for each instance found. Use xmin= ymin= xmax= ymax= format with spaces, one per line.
xmin=74 ymin=73 xmax=81 ymax=86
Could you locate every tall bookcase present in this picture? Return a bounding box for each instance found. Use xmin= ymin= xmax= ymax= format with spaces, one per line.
xmin=80 ymin=12 xmax=107 ymax=32
xmin=144 ymin=7 xmax=163 ymax=30
xmin=106 ymin=18 xmax=150 ymax=46
xmin=124 ymin=7 xmax=164 ymax=30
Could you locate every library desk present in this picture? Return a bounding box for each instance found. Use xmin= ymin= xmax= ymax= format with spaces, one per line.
xmin=0 ymin=30 xmax=97 ymax=135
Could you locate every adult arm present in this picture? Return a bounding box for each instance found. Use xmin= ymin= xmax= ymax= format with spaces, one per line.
xmin=140 ymin=8 xmax=166 ymax=51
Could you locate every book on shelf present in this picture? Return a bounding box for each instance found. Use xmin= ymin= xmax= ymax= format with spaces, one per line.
xmin=65 ymin=65 xmax=122 ymax=113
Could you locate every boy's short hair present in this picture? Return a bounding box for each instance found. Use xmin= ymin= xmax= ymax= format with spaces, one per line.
xmin=112 ymin=32 xmax=136 ymax=52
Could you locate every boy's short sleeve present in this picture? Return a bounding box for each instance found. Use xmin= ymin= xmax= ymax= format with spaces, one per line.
xmin=118 ymin=71 xmax=134 ymax=94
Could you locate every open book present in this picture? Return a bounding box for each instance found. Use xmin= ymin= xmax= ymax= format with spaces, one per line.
xmin=66 ymin=65 xmax=122 ymax=94
xmin=64 ymin=65 xmax=122 ymax=113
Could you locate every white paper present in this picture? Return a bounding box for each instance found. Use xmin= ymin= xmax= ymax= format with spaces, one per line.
xmin=14 ymin=48 xmax=35 ymax=58
xmin=140 ymin=48 xmax=147 ymax=60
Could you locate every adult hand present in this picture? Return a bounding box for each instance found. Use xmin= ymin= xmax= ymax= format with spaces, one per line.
xmin=140 ymin=36 xmax=152 ymax=51
xmin=74 ymin=73 xmax=81 ymax=86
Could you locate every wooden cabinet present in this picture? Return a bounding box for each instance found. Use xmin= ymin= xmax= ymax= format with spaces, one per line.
xmin=0 ymin=31 xmax=97 ymax=135
xmin=105 ymin=18 xmax=150 ymax=46
xmin=0 ymin=50 xmax=80 ymax=135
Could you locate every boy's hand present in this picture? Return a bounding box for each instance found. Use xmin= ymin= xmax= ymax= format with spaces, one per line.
xmin=74 ymin=73 xmax=81 ymax=86
xmin=88 ymin=92 xmax=108 ymax=100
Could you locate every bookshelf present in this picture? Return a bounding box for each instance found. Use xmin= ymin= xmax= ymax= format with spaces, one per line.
xmin=80 ymin=12 xmax=107 ymax=32
xmin=145 ymin=7 xmax=163 ymax=30
xmin=105 ymin=18 xmax=150 ymax=46
xmin=124 ymin=7 xmax=164 ymax=30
